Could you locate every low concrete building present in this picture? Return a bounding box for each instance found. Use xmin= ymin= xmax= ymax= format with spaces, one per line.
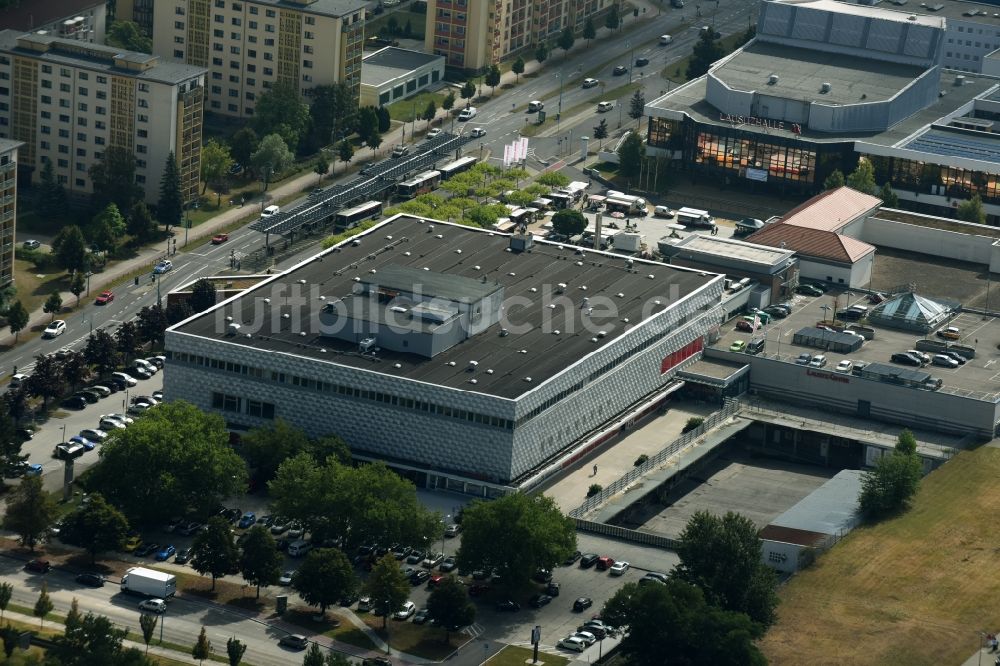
xmin=760 ymin=468 xmax=862 ymax=574
xmin=0 ymin=0 xmax=107 ymax=43
xmin=360 ymin=47 xmax=445 ymax=108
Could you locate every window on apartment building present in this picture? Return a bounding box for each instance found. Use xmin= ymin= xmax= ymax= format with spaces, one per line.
xmin=94 ymin=136 xmax=105 ymax=145
xmin=136 ymin=159 xmax=146 ymax=168
xmin=265 ymin=9 xmax=275 ymax=17
xmin=40 ymin=140 xmax=50 ymax=149
xmin=246 ymin=77 xmax=255 ymax=86
xmin=41 ymin=95 xmax=51 ymax=104
xmin=214 ymin=43 xmax=223 ymax=51
xmin=228 ymin=74 xmax=239 ymax=83
xmin=57 ymin=142 xmax=68 ymax=152
xmin=230 ymin=46 xmax=240 ymax=54
xmin=41 ymin=65 xmax=52 ymax=74
xmin=137 ymin=129 xmax=148 ymax=138
xmin=245 ymin=107 xmax=253 ymax=115
xmin=249 ymin=5 xmax=257 ymax=14
xmin=246 ymin=64 xmax=256 ymax=73
xmin=229 ymin=88 xmax=238 ymax=97
xmin=214 ymin=28 xmax=224 ymax=37
xmin=247 ymin=49 xmax=257 ymax=58
xmin=228 ymin=103 xmax=238 ymax=112
xmin=176 ymin=6 xmax=185 ymax=14
xmin=136 ymin=174 xmax=146 ymax=184
xmin=302 ymin=74 xmax=312 ymax=82
xmin=0 ymin=57 xmax=8 ymax=65
xmin=214 ymin=0 xmax=224 ymax=6
xmin=263 ymin=67 xmax=273 ymax=76
xmin=264 ymin=52 xmax=272 ymax=60
xmin=230 ymin=60 xmax=239 ymax=69
xmin=41 ymin=80 xmax=52 ymax=89
xmin=211 ymin=85 xmax=222 ymax=94
xmin=248 ymin=35 xmax=257 ymax=43
xmin=232 ymin=17 xmax=241 ymax=26
xmin=137 ymin=114 xmax=148 ymax=122
xmin=174 ymin=36 xmax=184 ymax=44
xmin=59 ymin=99 xmax=69 ymax=108
xmin=265 ymin=24 xmax=274 ymax=33
xmin=41 ymin=125 xmax=51 ymax=135
xmin=76 ymin=148 xmax=86 ymax=156
xmin=96 ymin=90 xmax=106 ymax=99
xmin=78 ymin=87 xmax=88 ymax=96
xmin=304 ymin=31 xmax=314 ymax=39
xmin=230 ymin=31 xmax=240 ymax=39
xmin=76 ymin=117 xmax=86 ymax=127
xmin=59 ymin=83 xmax=71 ymax=93
xmin=303 ymin=45 xmax=313 ymax=54
xmin=136 ymin=144 xmax=147 ymax=154
xmin=96 ymin=75 xmax=106 ymax=84
xmin=303 ymin=60 xmax=312 ymax=68
xmin=74 ymin=178 xmax=85 ymax=187
xmin=40 ymin=110 xmax=50 ymax=119
xmin=214 ymin=15 xmax=223 ymax=23
xmin=78 ymin=103 xmax=87 ymax=112
xmin=95 ymin=120 xmax=105 ymax=130
xmin=305 ymin=15 xmax=315 ymax=25
xmin=174 ymin=48 xmax=185 ymax=58
xmin=212 ymin=57 xmax=223 ymax=66
xmin=211 ymin=72 xmax=222 ymax=80
xmin=0 ymin=73 xmax=7 ymax=81
xmin=137 ymin=99 xmax=148 ymax=108
xmin=75 ymin=162 xmax=86 ymax=172
xmin=57 ymin=174 xmax=67 ymax=184
xmin=249 ymin=20 xmax=257 ymax=29
xmin=58 ymin=114 xmax=69 ymax=123
xmin=75 ymin=133 xmax=86 ymax=143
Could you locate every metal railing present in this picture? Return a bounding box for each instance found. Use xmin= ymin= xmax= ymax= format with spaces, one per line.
xmin=571 ymin=518 xmax=680 ymax=550
xmin=569 ymin=398 xmax=741 ymax=519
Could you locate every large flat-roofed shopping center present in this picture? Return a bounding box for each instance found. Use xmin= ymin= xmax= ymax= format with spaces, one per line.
xmin=645 ymin=0 xmax=1000 ymax=224
xmin=164 ymin=215 xmax=723 ymax=491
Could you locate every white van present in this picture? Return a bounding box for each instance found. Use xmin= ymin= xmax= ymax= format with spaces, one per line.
xmin=527 ymin=100 xmax=544 ymax=112
xmin=288 ymin=540 xmax=312 ymax=557
xmin=133 ymin=359 xmax=157 ymax=375
xmin=261 ymin=205 xmax=280 ymax=218
xmin=458 ymin=106 xmax=477 ymax=121
xmin=659 ymin=35 xmax=673 ymax=45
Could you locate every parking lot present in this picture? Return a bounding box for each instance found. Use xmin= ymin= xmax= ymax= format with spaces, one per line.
xmin=719 ymin=289 xmax=1000 ymax=400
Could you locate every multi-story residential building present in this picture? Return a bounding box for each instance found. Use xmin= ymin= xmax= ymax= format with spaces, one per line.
xmin=116 ymin=0 xmax=155 ymax=37
xmin=151 ymin=0 xmax=366 ymax=119
xmin=0 ymin=31 xmax=206 ymax=205
xmin=424 ymin=0 xmax=612 ymax=71
xmin=0 ymin=0 xmax=107 ymax=44
xmin=0 ymin=138 xmax=20 ymax=289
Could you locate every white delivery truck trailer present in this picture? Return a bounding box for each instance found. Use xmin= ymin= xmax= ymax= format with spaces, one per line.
xmin=121 ymin=567 xmax=177 ymax=598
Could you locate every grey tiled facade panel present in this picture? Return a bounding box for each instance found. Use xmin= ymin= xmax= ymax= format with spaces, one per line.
xmin=163 ymin=278 xmax=723 ymax=483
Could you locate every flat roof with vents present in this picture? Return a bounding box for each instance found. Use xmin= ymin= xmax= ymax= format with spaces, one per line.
xmin=171 ymin=215 xmax=717 ymax=399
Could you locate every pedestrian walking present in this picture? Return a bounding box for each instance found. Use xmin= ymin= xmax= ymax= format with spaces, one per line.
xmin=592 ymin=464 xmax=598 ymax=476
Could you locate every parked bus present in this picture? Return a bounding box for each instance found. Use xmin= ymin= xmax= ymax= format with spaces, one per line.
xmin=396 ymin=170 xmax=441 ymax=198
xmin=438 ymin=156 xmax=477 ymax=180
xmin=335 ymin=200 xmax=383 ymax=228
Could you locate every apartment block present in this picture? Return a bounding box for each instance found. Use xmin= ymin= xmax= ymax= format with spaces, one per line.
xmin=0 ymin=31 xmax=206 ymax=205
xmin=0 ymin=0 xmax=107 ymax=44
xmin=116 ymin=0 xmax=155 ymax=37
xmin=152 ymin=0 xmax=366 ymax=120
xmin=0 ymin=139 xmax=20 ymax=289
xmin=425 ymin=0 xmax=611 ymax=71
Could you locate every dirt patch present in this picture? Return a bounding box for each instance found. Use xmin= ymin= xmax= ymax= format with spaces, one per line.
xmin=870 ymin=246 xmax=989 ymax=307
xmin=760 ymin=446 xmax=1000 ymax=665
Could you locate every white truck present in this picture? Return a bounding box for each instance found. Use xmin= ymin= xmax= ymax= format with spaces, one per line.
xmin=120 ymin=567 xmax=177 ymax=598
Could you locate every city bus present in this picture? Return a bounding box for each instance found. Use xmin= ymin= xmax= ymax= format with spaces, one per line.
xmin=335 ymin=200 xmax=383 ymax=228
xmin=438 ymin=156 xmax=477 ymax=180
xmin=396 ymin=170 xmax=441 ymax=198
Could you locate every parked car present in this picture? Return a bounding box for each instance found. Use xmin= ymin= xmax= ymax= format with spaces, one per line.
xmin=563 ymin=550 xmax=581 ymax=566
xmin=62 ymin=396 xmax=88 ymax=410
xmin=413 ymin=608 xmax=431 ymax=624
xmin=932 ymin=354 xmax=960 ymax=368
xmin=609 ymin=561 xmax=630 ymax=576
xmin=735 ymin=320 xmax=755 ymax=333
xmin=559 ymin=636 xmax=587 ymax=652
xmin=22 ymin=239 xmax=40 ymax=250
xmin=835 ymin=360 xmax=853 ymax=373
xmin=394 ymin=601 xmax=416 ymax=620
xmin=111 ymin=372 xmax=138 ymax=387
xmin=175 ymin=548 xmax=193 ymax=564
xmin=530 ymin=594 xmax=553 ymax=608
xmin=573 ymin=597 xmax=593 ymax=612
xmin=138 ymin=599 xmax=167 ymax=614
xmin=937 ymin=326 xmax=961 ymax=340
xmin=579 ymin=553 xmax=599 ymax=568
xmin=278 ymin=634 xmax=309 ymax=650
xmin=237 ymin=512 xmax=257 ymax=528
xmin=25 ymin=559 xmax=51 ymax=573
xmin=596 ymin=556 xmax=615 ymax=571
xmin=942 ymin=350 xmax=967 ymax=365
xmin=211 ymin=233 xmax=229 ymax=244
xmin=457 ymin=107 xmax=477 ymax=121
xmin=762 ymin=306 xmax=788 ymax=319
xmin=729 ymin=340 xmax=746 ymax=352
xmin=795 ymin=284 xmax=824 ymax=296
xmin=43 ymin=320 xmax=67 ymax=338
xmin=573 ymin=630 xmax=597 ymax=646
xmin=155 ymin=545 xmax=176 ymax=561
xmin=279 ymin=570 xmax=295 ymax=585
xmin=391 ymin=145 xmax=410 ymax=158
xmin=410 ymin=570 xmax=430 ymax=585
xmin=422 ymin=552 xmax=444 ymax=569
xmin=95 ymin=291 xmax=114 ymax=305
xmin=68 ymin=435 xmax=95 ymax=451
xmin=439 ymin=556 xmax=457 ymax=572
xmin=76 ymin=573 xmax=105 ymax=587
xmin=597 ymin=101 xmax=614 ymax=113
xmin=809 ymin=355 xmax=827 ymax=368
xmin=891 ymin=352 xmax=923 ymax=367
xmin=496 ymin=599 xmax=521 ymax=612
xmin=357 ymin=596 xmax=373 ymax=612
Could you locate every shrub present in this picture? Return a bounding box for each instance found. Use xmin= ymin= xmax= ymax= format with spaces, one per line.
xmin=586 ymin=484 xmax=602 ymax=498
xmin=681 ymin=417 xmax=704 ymax=434
xmin=634 ymin=454 xmax=649 ymax=467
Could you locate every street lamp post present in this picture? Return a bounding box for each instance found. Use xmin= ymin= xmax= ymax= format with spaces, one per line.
xmin=183 ymin=201 xmax=198 ymax=247
xmin=60 ymin=425 xmax=66 ymax=445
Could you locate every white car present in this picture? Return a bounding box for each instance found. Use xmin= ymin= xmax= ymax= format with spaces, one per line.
xmin=99 ymin=418 xmax=127 ymax=431
xmin=582 ymin=78 xmax=599 ymax=88
xmin=394 ymin=601 xmax=416 ymax=620
xmin=426 ymin=128 xmax=443 ymax=139
xmin=597 ymin=101 xmax=614 ymax=113
xmin=138 ymin=598 xmax=166 ymax=614
xmin=572 ymin=631 xmax=597 ymax=646
xmin=128 ymin=403 xmax=151 ymax=415
xmin=105 ymin=413 xmax=135 ymax=425
xmin=43 ymin=320 xmax=66 ymax=338
xmin=79 ymin=429 xmax=108 ymax=441
xmin=111 ymin=372 xmax=138 ymax=387
xmin=134 ymin=359 xmax=157 ymax=374
xmin=609 ymin=561 xmax=630 ymax=576
xmin=527 ymin=100 xmax=544 ymax=112
xmin=457 ymin=106 xmax=477 ymax=121
xmin=153 ymin=260 xmax=173 ymax=274
xmin=659 ymin=34 xmax=673 ymax=45
xmin=470 ymin=127 xmax=486 ymax=138
xmin=279 ymin=570 xmax=294 ymax=586
xmin=834 ymin=360 xmax=853 ymax=374
xmin=559 ymin=636 xmax=587 ymax=652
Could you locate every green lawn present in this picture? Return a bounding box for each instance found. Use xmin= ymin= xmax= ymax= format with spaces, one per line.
xmin=486 ymin=645 xmax=569 ymax=666
xmin=365 ymin=9 xmax=426 ymax=40
xmin=360 ymin=613 xmax=458 ymax=660
xmin=387 ymin=90 xmax=449 ymax=123
xmin=11 ymin=257 xmax=73 ymax=318
xmin=761 ymin=446 xmax=1000 ymax=665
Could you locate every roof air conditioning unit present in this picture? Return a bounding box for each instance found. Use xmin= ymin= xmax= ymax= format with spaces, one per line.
xmin=226 ymin=323 xmax=241 ymax=336
xmin=820 ymin=82 xmax=831 ymax=93
xmin=359 ymin=337 xmax=377 ymax=353
xmin=768 ymin=74 xmax=779 ymax=85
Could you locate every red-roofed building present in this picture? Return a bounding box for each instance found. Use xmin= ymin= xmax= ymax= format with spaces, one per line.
xmin=0 ymin=0 xmax=106 ymax=43
xmin=746 ymin=187 xmax=878 ymax=287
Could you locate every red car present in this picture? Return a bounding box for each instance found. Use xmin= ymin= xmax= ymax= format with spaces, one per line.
xmin=596 ymin=556 xmax=615 ymax=571
xmin=211 ymin=233 xmax=229 ymax=244
xmin=95 ymin=291 xmax=114 ymax=305
xmin=735 ymin=320 xmax=755 ymax=332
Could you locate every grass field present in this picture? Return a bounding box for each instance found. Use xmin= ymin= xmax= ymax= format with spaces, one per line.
xmin=360 ymin=613 xmax=457 ymax=660
xmin=760 ymin=446 xmax=1000 ymax=666
xmin=486 ymin=646 xmax=569 ymax=666
xmin=365 ymin=9 xmax=425 ymax=40
xmin=387 ymin=90 xmax=449 ymax=123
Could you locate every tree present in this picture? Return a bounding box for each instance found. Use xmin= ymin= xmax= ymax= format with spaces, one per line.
xmin=376 ymin=106 xmax=391 ymax=133
xmin=337 ymin=139 xmax=354 ymax=168
xmin=189 ymin=278 xmax=218 ymax=314
xmin=859 ymin=435 xmax=923 ymax=520
xmin=583 ymin=17 xmax=596 ymax=45
xmin=53 ymin=224 xmax=89 ymax=274
xmin=84 ymin=329 xmax=120 ymax=376
xmin=43 ymin=292 xmax=63 ymax=321
xmin=165 ymin=300 xmax=193 ymax=326
xmin=253 ymin=82 xmax=310 ymax=150
xmin=422 ymin=100 xmax=437 ymax=128
xmin=34 ymin=583 xmax=53 ymax=628
xmin=357 ymin=107 xmax=379 ymax=141
xmin=27 ymin=353 xmax=66 ymax=405
xmin=292 ymin=548 xmax=356 ymax=617
xmin=37 ymin=158 xmax=68 ymax=219
xmin=457 ymin=493 xmax=575 ymax=590
xmin=824 ymin=169 xmax=845 ymax=190
xmin=879 ymin=182 xmax=899 ymax=208
xmin=242 ymin=419 xmax=311 ymax=483
xmin=127 ymin=202 xmax=156 ymax=243
xmin=157 ymin=152 xmax=184 ymax=232
xmin=687 ymin=30 xmax=725 ymax=79
xmin=673 ymin=510 xmax=779 ymax=628
xmin=535 ymin=42 xmax=549 ymax=64
xmin=303 ymin=643 xmax=325 ymax=666
xmin=460 ymin=80 xmax=476 ymax=104
xmin=136 ymin=305 xmax=168 ymax=348
xmin=107 ymin=20 xmax=151 ymax=53
xmin=617 ymin=133 xmax=645 ymax=178
xmin=537 ymin=172 xmax=570 ymax=188
xmin=4 ymin=475 xmax=58 ymax=551
xmin=0 ymin=582 xmax=12 ymax=622
xmin=6 ymin=299 xmax=27 ymax=341
xmin=602 ymin=580 xmax=766 ymax=666
xmin=558 ymin=27 xmax=575 ymax=56
xmin=139 ymin=613 xmax=157 ymax=654
xmin=426 ymin=576 xmax=475 ymax=643
xmin=88 ymin=401 xmax=248 ymax=526
xmin=593 ymin=119 xmax=609 ymax=148
xmin=251 ymin=134 xmax=294 ymax=188
xmin=309 ymin=83 xmax=358 ymax=148
xmin=365 ymin=131 xmax=383 ymax=157
xmin=511 ymin=57 xmax=525 ymax=82
xmin=48 ymin=609 xmax=153 ymax=666
xmin=957 ymin=193 xmax=987 ymax=225
xmin=66 ymin=598 xmax=83 ymax=633
xmin=551 ymin=209 xmax=587 ymax=237
xmin=365 ymin=554 xmax=409 ymax=629
xmin=230 ymin=127 xmax=259 ymax=169
xmin=629 ymin=89 xmax=646 ymax=122
xmin=115 ymin=319 xmax=141 ymax=361
xmin=240 ymin=527 xmax=282 ymax=598
xmin=606 ymin=4 xmax=621 ymax=31
xmin=192 ymin=517 xmax=239 ymax=590
xmin=313 ymin=154 xmax=329 ymax=185
xmin=192 ymin=626 xmax=212 ymax=665
xmin=69 ymin=270 xmax=86 ymax=306
xmin=89 ymin=146 xmax=141 ymax=214
xmin=484 ymin=65 xmax=501 ymax=96
xmin=60 ymin=494 xmax=130 ymax=564
xmin=88 ymin=203 xmax=127 ymax=255
xmin=0 ymin=625 xmax=15 ymax=659
xmin=226 ymin=636 xmax=247 ymax=666
xmin=442 ymin=91 xmax=456 ymax=113
xmin=0 ymin=411 xmax=24 ymax=481
xmin=61 ymin=350 xmax=89 ymax=391
xmin=845 ymin=159 xmax=876 ymax=195
xmin=201 ymin=139 xmax=234 ymax=199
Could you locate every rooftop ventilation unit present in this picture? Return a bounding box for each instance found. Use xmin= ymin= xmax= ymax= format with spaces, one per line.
xmin=820 ymin=82 xmax=831 ymax=93
xmin=226 ymin=323 xmax=241 ymax=336
xmin=359 ymin=337 xmax=377 ymax=353
xmin=468 ymin=360 xmax=479 ymax=371
xmin=768 ymin=74 xmax=779 ymax=85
